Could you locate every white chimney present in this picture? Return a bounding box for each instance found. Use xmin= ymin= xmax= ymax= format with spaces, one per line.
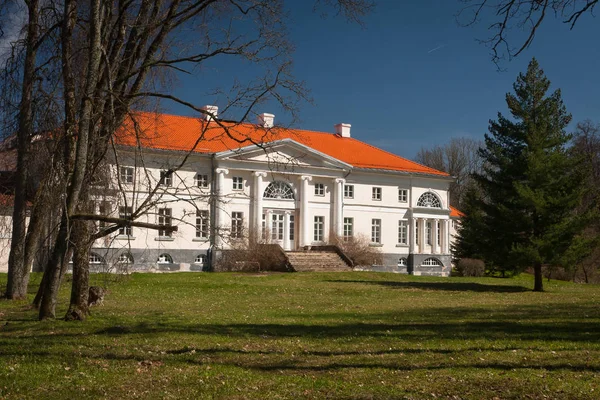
xmin=258 ymin=113 xmax=275 ymax=128
xmin=334 ymin=123 xmax=351 ymax=138
xmin=200 ymin=105 xmax=218 ymax=121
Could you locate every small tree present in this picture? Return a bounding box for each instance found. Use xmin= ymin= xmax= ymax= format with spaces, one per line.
xmin=329 ymin=232 xmax=382 ymax=266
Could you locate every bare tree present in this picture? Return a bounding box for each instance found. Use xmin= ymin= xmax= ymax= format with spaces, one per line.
xmin=414 ymin=137 xmax=483 ymax=209
xmin=458 ymin=0 xmax=598 ymax=64
xmin=1 ymin=0 xmax=374 ymax=320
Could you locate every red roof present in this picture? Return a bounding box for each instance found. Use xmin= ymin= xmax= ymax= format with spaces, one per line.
xmin=450 ymin=206 xmax=464 ymax=218
xmin=116 ymin=112 xmax=449 ymax=176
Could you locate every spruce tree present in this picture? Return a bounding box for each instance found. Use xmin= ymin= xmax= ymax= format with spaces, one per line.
xmin=473 ymin=58 xmax=584 ymax=291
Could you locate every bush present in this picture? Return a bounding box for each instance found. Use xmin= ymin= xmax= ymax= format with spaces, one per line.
xmin=329 ymin=233 xmax=382 ymax=266
xmin=215 ymin=229 xmax=291 ymax=272
xmin=456 ymin=258 xmax=485 ymax=277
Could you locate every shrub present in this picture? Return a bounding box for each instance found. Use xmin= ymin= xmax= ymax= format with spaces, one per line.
xmin=456 ymin=258 xmax=485 ymax=277
xmin=329 ymin=233 xmax=382 ymax=266
xmin=216 ymin=228 xmax=290 ymax=272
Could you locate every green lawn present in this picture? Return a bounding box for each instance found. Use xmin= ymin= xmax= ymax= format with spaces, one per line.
xmin=1 ymin=272 xmax=599 ymax=399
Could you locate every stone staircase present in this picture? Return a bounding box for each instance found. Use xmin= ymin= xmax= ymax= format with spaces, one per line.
xmin=285 ymin=250 xmax=352 ymax=272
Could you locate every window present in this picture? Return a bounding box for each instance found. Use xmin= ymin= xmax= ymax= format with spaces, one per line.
xmin=422 ymin=258 xmax=442 ymax=266
xmin=195 ymin=173 xmax=209 ymax=188
xmin=196 ymin=210 xmax=209 ymax=239
xmin=344 ymin=184 xmax=354 ymax=199
xmin=417 ymin=192 xmax=442 ymax=208
xmin=89 ymin=253 xmax=103 ymax=264
xmin=119 ymin=206 xmax=132 ymax=236
xmin=118 ymin=253 xmax=133 ymax=264
xmin=398 ymin=257 xmax=407 ymax=267
xmin=158 ymin=208 xmax=172 ymax=237
xmin=437 ymin=221 xmax=441 ymax=246
xmin=120 ymin=167 xmax=134 ymax=183
xmin=415 ymin=221 xmax=419 ymax=246
xmin=232 ymin=176 xmax=243 ymax=190
xmin=343 ymin=217 xmax=354 ymax=240
xmin=371 ymin=219 xmax=381 ymax=244
xmin=314 ymin=216 xmax=324 ymax=242
xmin=160 ymin=170 xmax=173 ymax=186
xmin=426 ymin=221 xmax=432 ymax=245
xmin=263 ymin=181 xmax=294 ymax=199
xmin=289 ymin=215 xmax=295 ymax=241
xmin=398 ymin=188 xmax=408 ymax=203
xmin=231 ymin=212 xmax=244 ymax=238
xmin=194 ymin=254 xmax=206 ymax=264
xmin=97 ymin=202 xmax=109 ymax=229
xmin=157 ymin=253 xmax=173 ymax=264
xmin=314 ymin=183 xmax=325 ymax=196
xmin=261 ymin=214 xmax=267 ymax=240
xmin=372 ymin=187 xmax=382 ymax=201
xmin=398 ymin=220 xmax=407 ymax=245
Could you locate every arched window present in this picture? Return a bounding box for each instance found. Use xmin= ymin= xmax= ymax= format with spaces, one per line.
xmin=421 ymin=257 xmax=442 ymax=266
xmin=417 ymin=192 xmax=442 ymax=208
xmin=194 ymin=254 xmax=206 ymax=264
xmin=118 ymin=253 xmax=133 ymax=264
xmin=263 ymin=181 xmax=294 ymax=200
xmin=398 ymin=257 xmax=407 ymax=267
xmin=89 ymin=253 xmax=104 ymax=264
xmin=157 ymin=253 xmax=173 ymax=264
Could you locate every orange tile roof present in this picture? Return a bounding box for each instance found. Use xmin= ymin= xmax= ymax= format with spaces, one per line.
xmin=116 ymin=112 xmax=449 ymax=176
xmin=450 ymin=206 xmax=464 ymax=218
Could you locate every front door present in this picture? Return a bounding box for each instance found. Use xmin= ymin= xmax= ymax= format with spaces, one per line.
xmin=264 ymin=211 xmax=295 ymax=251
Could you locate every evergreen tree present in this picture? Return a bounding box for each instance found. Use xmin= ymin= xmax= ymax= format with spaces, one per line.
xmin=472 ymin=58 xmax=584 ymax=291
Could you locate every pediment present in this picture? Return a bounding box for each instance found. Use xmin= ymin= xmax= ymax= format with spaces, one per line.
xmin=215 ymin=139 xmax=351 ymax=170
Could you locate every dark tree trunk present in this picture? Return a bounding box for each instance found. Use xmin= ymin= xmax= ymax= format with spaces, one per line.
xmin=533 ymin=262 xmax=544 ymax=292
xmin=5 ymin=0 xmax=40 ymax=300
xmin=65 ymin=217 xmax=91 ymax=321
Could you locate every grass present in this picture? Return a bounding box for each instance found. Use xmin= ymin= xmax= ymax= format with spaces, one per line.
xmin=1 ymin=272 xmax=599 ymax=399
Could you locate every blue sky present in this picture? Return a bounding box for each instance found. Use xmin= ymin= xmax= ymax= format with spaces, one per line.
xmin=169 ymin=1 xmax=600 ymax=159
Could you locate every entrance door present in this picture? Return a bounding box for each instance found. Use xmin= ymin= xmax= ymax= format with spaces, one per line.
xmin=264 ymin=211 xmax=296 ymax=251
xmin=271 ymin=213 xmax=285 ymax=245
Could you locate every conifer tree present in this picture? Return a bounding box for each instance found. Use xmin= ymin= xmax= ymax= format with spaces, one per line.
xmin=472 ymin=58 xmax=584 ymax=291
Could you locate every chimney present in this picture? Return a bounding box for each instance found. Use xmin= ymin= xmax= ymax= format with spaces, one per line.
xmin=334 ymin=123 xmax=351 ymax=138
xmin=258 ymin=113 xmax=275 ymax=128
xmin=200 ymin=105 xmax=218 ymax=121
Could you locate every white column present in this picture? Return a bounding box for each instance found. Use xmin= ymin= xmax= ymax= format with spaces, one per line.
xmin=215 ymin=168 xmax=229 ymax=246
xmin=419 ymin=218 xmax=426 ymax=254
xmin=283 ymin=211 xmax=291 ymax=250
xmin=253 ymin=171 xmax=267 ymax=238
xmin=334 ymin=178 xmax=345 ymax=237
xmin=300 ymin=175 xmax=312 ymax=247
xmin=432 ymin=219 xmax=439 ymax=254
xmin=444 ymin=219 xmax=451 ymax=254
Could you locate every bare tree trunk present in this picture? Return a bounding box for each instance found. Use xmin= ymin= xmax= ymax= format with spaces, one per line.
xmin=6 ymin=0 xmax=40 ymax=300
xmin=65 ymin=219 xmax=90 ymax=320
xmin=533 ymin=262 xmax=544 ymax=292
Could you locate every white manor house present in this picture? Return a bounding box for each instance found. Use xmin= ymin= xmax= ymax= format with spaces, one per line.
xmin=0 ymin=106 xmax=461 ymax=275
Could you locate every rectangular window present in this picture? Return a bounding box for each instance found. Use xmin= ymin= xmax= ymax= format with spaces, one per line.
xmin=343 ymin=217 xmax=354 ymax=240
xmin=398 ymin=188 xmax=408 ymax=203
xmin=372 ymin=187 xmax=382 ymax=201
xmin=398 ymin=220 xmax=407 ymax=245
xmin=160 ymin=170 xmax=173 ymax=186
xmin=344 ymin=184 xmax=354 ymax=199
xmin=158 ymin=208 xmax=172 ymax=237
xmin=231 ymin=211 xmax=244 ymax=238
xmin=232 ymin=176 xmax=243 ymax=191
xmin=289 ymin=215 xmax=295 ymax=241
xmin=426 ymin=221 xmax=432 ymax=245
xmin=119 ymin=206 xmax=132 ymax=236
xmin=120 ymin=167 xmax=134 ymax=184
xmin=262 ymin=214 xmax=267 ymax=240
xmin=196 ymin=210 xmax=209 ymax=239
xmin=416 ymin=221 xmax=419 ymax=246
xmin=314 ymin=183 xmax=325 ymax=196
xmin=313 ymin=216 xmax=324 ymax=242
xmin=437 ymin=221 xmax=441 ymax=247
xmin=195 ymin=173 xmax=209 ymax=188
xmin=371 ymin=219 xmax=381 ymax=244
xmin=97 ymin=201 xmax=109 ymax=229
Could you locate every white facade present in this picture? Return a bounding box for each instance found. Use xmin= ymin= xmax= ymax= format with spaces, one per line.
xmin=89 ymin=134 xmax=456 ymax=276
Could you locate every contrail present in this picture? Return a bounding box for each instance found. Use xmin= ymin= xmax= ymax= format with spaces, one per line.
xmin=427 ymin=44 xmax=446 ymax=54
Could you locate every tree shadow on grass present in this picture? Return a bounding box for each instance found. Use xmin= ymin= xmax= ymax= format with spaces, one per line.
xmin=326 ymin=280 xmax=529 ymax=293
